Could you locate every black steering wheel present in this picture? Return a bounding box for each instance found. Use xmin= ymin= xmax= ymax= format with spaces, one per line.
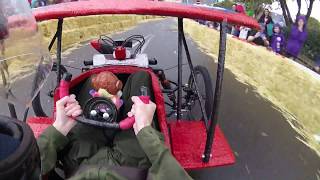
xmin=60 ymin=73 xmax=136 ymax=130
xmin=80 ymin=97 xmax=119 ymax=128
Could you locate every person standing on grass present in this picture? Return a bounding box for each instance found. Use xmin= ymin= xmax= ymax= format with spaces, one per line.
xmin=286 ymin=16 xmax=308 ymax=59
xmin=258 ymin=8 xmax=274 ymax=35
xmin=270 ymin=24 xmax=285 ymax=54
xmin=231 ymin=4 xmax=246 ymax=37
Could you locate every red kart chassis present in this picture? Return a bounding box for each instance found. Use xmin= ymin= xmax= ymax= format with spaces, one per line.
xmin=11 ymin=0 xmax=259 ymax=170
xmin=28 ymin=66 xmax=235 ymax=169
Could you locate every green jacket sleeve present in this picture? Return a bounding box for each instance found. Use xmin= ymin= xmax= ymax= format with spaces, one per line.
xmin=37 ymin=126 xmax=69 ymax=175
xmin=69 ymin=166 xmax=126 ymax=180
xmin=136 ymin=126 xmax=193 ymax=180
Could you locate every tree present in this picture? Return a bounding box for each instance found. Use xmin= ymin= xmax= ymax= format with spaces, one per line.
xmin=216 ymin=0 xmax=316 ymax=27
xmin=297 ymin=0 xmax=302 ymax=17
xmin=279 ymin=0 xmax=293 ymax=25
xmin=238 ymin=0 xmax=273 ymax=16
xmin=305 ymin=0 xmax=315 ymax=20
xmin=278 ymin=0 xmax=316 ymax=26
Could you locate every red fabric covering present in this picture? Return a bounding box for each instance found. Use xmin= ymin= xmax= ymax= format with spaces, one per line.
xmin=168 ymin=121 xmax=235 ymax=169
xmin=27 ymin=117 xmax=54 ymax=138
xmin=33 ymin=0 xmax=259 ymax=29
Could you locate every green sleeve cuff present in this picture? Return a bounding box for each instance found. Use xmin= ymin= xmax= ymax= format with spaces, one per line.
xmin=136 ymin=126 xmax=165 ymax=163
xmin=40 ymin=126 xmax=69 ymax=151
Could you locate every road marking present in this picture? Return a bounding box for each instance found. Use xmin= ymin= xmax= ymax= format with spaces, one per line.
xmin=245 ymin=164 xmax=251 ymax=175
xmin=261 ymin=132 xmax=268 ymax=137
xmin=234 ymin=151 xmax=239 ymax=157
xmin=141 ymin=35 xmax=154 ymax=53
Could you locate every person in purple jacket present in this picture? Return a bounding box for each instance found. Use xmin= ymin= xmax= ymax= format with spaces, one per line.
xmin=270 ymin=24 xmax=285 ymax=54
xmin=286 ymin=16 xmax=308 ymax=58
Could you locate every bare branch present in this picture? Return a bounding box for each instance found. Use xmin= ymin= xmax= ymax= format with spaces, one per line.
xmin=306 ymin=0 xmax=315 ymax=20
xmin=297 ymin=0 xmax=302 ymax=17
xmin=279 ymin=0 xmax=293 ymax=25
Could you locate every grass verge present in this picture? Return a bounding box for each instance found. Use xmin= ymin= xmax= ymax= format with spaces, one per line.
xmin=184 ymin=19 xmax=320 ymax=156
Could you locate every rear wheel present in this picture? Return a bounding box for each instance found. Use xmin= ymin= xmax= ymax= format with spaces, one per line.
xmin=187 ymin=65 xmax=213 ymax=121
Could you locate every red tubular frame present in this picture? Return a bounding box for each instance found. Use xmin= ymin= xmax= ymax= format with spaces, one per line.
xmin=28 ymin=65 xmax=235 ymax=169
xmin=25 ymin=0 xmax=247 ymax=168
xmin=32 ymin=0 xmax=260 ymax=30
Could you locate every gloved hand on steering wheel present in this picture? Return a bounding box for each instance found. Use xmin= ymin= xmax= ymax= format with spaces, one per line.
xmin=53 ymin=94 xmax=82 ymax=136
xmin=128 ymin=96 xmax=156 ymax=135
xmin=53 ymin=94 xmax=157 ymax=137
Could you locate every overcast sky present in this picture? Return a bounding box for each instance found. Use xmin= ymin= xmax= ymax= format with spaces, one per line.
xmin=272 ymin=0 xmax=320 ymax=21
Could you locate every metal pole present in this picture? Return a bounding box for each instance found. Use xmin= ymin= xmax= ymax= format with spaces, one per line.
xmin=56 ymin=19 xmax=64 ymax=84
xmin=23 ymin=108 xmax=29 ymax=122
xmin=177 ymin=18 xmax=183 ymax=120
xmin=0 ymin=66 xmax=17 ymax=119
xmin=48 ymin=31 xmax=58 ymax=51
xmin=8 ymin=103 xmax=17 ymax=119
xmin=1 ymin=36 xmax=17 ymax=119
xmin=180 ymin=25 xmax=209 ymax=129
xmin=203 ymin=20 xmax=227 ymax=163
xmin=29 ymin=21 xmax=60 ymax=118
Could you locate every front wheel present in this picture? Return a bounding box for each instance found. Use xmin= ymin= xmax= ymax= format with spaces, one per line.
xmin=187 ymin=65 xmax=214 ymax=121
xmin=32 ymin=64 xmax=68 ymax=117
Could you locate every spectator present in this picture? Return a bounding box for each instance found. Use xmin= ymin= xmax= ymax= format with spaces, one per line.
xmin=270 ymin=24 xmax=285 ymax=54
xmin=232 ymin=4 xmax=237 ymax=11
xmin=286 ymin=16 xmax=308 ymax=59
xmin=258 ymin=8 xmax=274 ymax=39
xmin=258 ymin=8 xmax=273 ymax=28
xmin=239 ymin=26 xmax=251 ymax=40
xmin=247 ymin=23 xmax=269 ymax=47
xmin=31 ymin=0 xmax=47 ymax=8
xmin=231 ymin=4 xmax=246 ymax=37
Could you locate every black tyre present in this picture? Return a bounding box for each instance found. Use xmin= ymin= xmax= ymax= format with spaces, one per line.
xmin=0 ymin=115 xmax=41 ymax=179
xmin=32 ymin=91 xmax=47 ymax=117
xmin=187 ymin=65 xmax=214 ymax=121
xmin=32 ymin=64 xmax=67 ymax=117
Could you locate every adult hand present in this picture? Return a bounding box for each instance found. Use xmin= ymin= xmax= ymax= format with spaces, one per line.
xmin=53 ymin=94 xmax=82 ymax=136
xmin=129 ymin=96 xmax=156 ymax=135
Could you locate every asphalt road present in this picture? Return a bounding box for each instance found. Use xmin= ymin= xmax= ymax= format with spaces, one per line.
xmin=2 ymin=18 xmax=319 ymax=180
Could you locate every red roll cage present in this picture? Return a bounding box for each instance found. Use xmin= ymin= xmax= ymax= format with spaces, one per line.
xmin=21 ymin=0 xmax=261 ymax=170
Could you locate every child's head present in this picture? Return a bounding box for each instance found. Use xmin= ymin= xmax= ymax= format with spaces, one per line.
xmin=232 ymin=4 xmax=237 ymax=11
xmin=264 ymin=9 xmax=270 ymax=17
xmin=273 ymin=24 xmax=281 ymax=34
xmin=296 ymin=16 xmax=306 ymax=29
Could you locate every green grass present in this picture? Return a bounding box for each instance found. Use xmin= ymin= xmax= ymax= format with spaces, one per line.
xmin=184 ymin=19 xmax=320 ymax=156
